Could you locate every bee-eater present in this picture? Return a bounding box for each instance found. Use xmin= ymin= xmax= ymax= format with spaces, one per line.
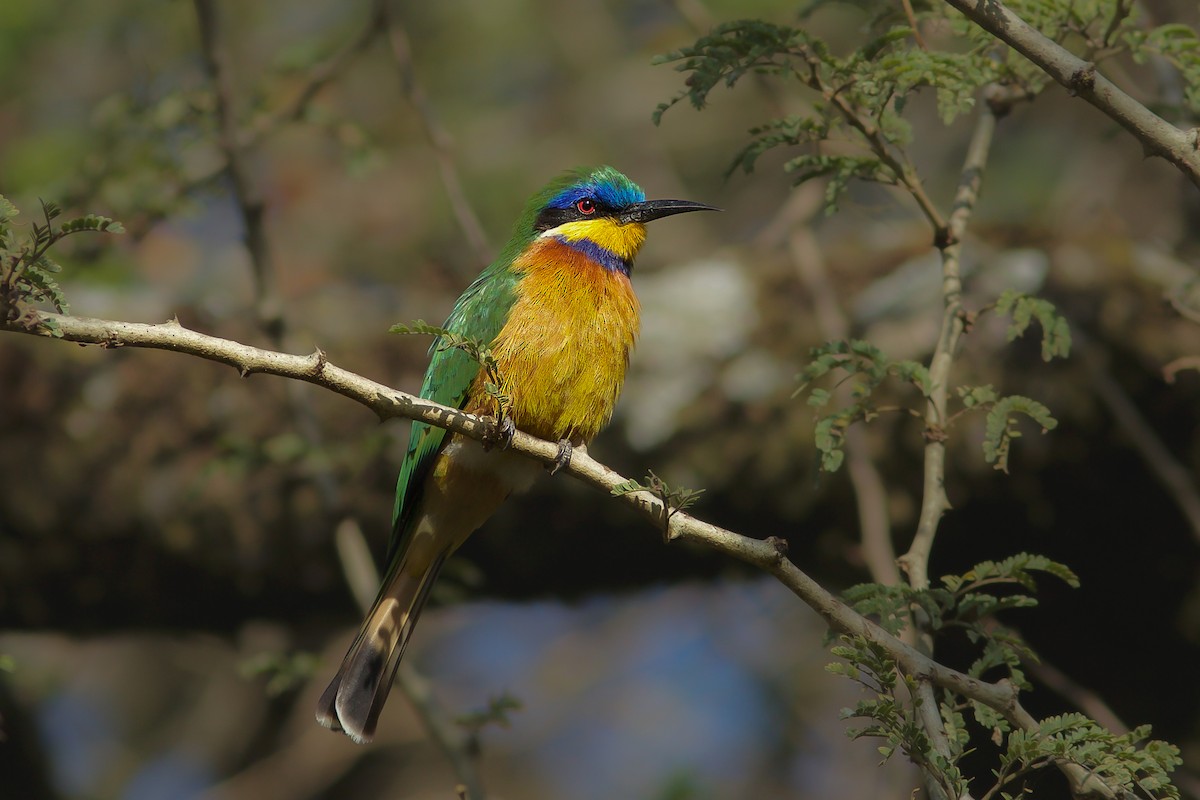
xmin=316 ymin=166 xmax=717 ymax=743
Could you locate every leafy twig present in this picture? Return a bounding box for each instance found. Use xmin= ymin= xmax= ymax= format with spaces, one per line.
xmin=611 ymin=470 xmax=705 ymax=541
xmin=941 ymin=0 xmax=1200 ymax=188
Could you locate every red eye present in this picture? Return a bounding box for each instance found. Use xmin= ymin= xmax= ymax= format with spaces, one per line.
xmin=576 ymin=198 xmax=596 ymax=215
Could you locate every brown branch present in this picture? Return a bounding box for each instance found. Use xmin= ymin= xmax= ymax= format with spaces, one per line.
xmin=898 ymin=98 xmax=997 ymax=592
xmin=1076 ymin=329 xmax=1200 ymax=545
xmin=901 ymin=0 xmax=929 ymax=51
xmin=0 ymin=308 xmax=1126 ymax=798
xmin=892 ymin=96 xmax=1001 ymax=800
xmin=241 ymin=6 xmax=386 ymax=151
xmin=380 ymin=5 xmax=492 ymax=266
xmin=940 ymin=0 xmax=1200 ymax=190
xmin=785 ymin=184 xmax=900 ymax=588
xmin=193 ymin=0 xmax=283 ymax=341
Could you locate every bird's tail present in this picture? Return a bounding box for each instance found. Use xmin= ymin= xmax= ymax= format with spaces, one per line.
xmin=315 ymin=543 xmax=449 ymax=743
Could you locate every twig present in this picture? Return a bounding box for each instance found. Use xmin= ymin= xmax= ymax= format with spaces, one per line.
xmin=886 ymin=94 xmax=1000 ymax=800
xmin=785 ymin=184 xmax=900 ymax=588
xmin=240 ymin=5 xmax=386 ymax=152
xmin=793 ymin=53 xmax=948 ymax=236
xmin=193 ymin=0 xmax=284 ymax=341
xmin=1076 ymin=328 xmax=1200 ymax=545
xmin=380 ymin=4 xmax=492 ymax=267
xmin=940 ymin=0 xmax=1200 ymax=189
xmin=0 ymin=308 xmax=1128 ymax=799
xmin=901 ymin=0 xmax=929 ymax=51
xmin=193 ymin=0 xmax=346 ymax=510
xmin=898 ymin=97 xmax=997 ymax=591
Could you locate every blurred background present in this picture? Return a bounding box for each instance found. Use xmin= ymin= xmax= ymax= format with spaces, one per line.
xmin=2 ymin=0 xmax=1199 ymax=797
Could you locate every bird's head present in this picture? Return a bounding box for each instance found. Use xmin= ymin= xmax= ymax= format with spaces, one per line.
xmin=514 ymin=166 xmax=717 ymax=275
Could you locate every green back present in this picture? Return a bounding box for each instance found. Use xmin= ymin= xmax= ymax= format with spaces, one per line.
xmin=387 ymin=167 xmax=626 ymax=560
xmin=388 ymin=261 xmax=518 ymax=555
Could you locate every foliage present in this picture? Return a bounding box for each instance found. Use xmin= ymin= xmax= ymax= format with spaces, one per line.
xmin=842 ymin=553 xmax=1078 ymax=688
xmin=992 ymin=290 xmax=1072 ymax=363
xmin=796 ymin=339 xmax=929 ymax=472
xmin=1003 ymin=715 xmax=1181 ymax=799
xmin=654 ymin=2 xmax=1196 ymax=213
xmin=238 ymin=651 xmax=320 ymax=697
xmin=827 ymin=635 xmax=967 ymax=798
xmin=981 ymin=395 xmax=1058 ymax=473
xmin=612 ymin=470 xmax=706 ymax=538
xmin=1127 ymin=22 xmax=1200 ymax=114
xmin=0 ymin=195 xmax=124 ymax=331
xmin=456 ymin=692 xmax=523 ymax=734
xmin=390 ymin=320 xmax=510 ymax=417
xmin=831 ymin=555 xmax=1177 ymax=798
xmin=653 ymin=15 xmax=999 ymax=210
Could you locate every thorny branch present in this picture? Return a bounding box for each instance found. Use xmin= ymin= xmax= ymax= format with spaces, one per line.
xmin=379 ymin=3 xmax=493 ymax=267
xmin=940 ymin=0 xmax=1200 ymax=190
xmin=895 ymin=93 xmax=993 ymax=800
xmin=193 ymin=0 xmax=283 ymax=341
xmin=0 ymin=309 xmax=1124 ymax=799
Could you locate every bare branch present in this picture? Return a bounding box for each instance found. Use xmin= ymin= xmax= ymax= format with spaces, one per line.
xmin=941 ymin=0 xmax=1200 ymax=189
xmin=0 ymin=307 xmax=1126 ymax=800
xmin=240 ymin=6 xmax=386 ymax=151
xmin=380 ymin=5 xmax=492 ymax=266
xmin=899 ymin=98 xmax=998 ymax=591
xmin=193 ymin=0 xmax=283 ymax=340
xmin=785 ymin=183 xmax=900 ymax=588
xmin=1077 ymin=329 xmax=1200 ymax=545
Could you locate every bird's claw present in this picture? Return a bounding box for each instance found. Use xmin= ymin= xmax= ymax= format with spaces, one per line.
xmin=549 ymin=439 xmax=573 ymax=475
xmin=483 ymin=416 xmax=516 ymax=451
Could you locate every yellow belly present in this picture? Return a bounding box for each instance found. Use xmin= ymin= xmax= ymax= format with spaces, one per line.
xmin=473 ymin=239 xmax=640 ymax=443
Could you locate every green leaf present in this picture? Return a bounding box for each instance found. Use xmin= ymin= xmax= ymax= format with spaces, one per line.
xmin=783 ymin=154 xmax=896 ymax=213
xmin=39 ymin=199 xmax=62 ymax=222
xmin=797 ymin=340 xmax=928 ymax=472
xmin=993 ymin=290 xmax=1072 ymax=361
xmin=0 ymin=195 xmax=18 ymax=224
xmin=391 ymin=319 xmax=499 ymax=375
xmin=982 ymin=395 xmax=1057 ymax=472
xmin=942 ymin=552 xmax=1080 ymax=593
xmin=1128 ymin=23 xmax=1200 ymax=113
xmin=456 ymin=692 xmax=524 ymax=734
xmin=60 ymin=214 xmax=125 ymax=235
xmin=957 ymin=384 xmax=998 ymax=409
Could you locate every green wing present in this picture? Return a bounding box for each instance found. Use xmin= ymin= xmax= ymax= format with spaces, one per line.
xmin=387 ymin=263 xmax=519 ymax=561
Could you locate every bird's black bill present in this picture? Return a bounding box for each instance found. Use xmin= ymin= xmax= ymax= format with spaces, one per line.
xmin=619 ymin=199 xmax=721 ymax=225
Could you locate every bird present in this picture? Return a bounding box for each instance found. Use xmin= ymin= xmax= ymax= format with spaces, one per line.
xmin=316 ymin=165 xmax=717 ymax=743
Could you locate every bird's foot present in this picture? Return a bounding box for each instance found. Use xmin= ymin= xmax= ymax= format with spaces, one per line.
xmin=483 ymin=416 xmax=516 ymax=451
xmin=548 ymin=439 xmax=573 ymax=475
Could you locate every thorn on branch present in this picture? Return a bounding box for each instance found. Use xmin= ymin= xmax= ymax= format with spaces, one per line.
xmin=923 ymin=423 xmax=948 ymax=444
xmin=308 ymin=347 xmax=328 ymax=376
xmin=933 ymin=226 xmax=956 ymax=250
xmin=1068 ymin=64 xmax=1096 ymax=97
xmin=766 ymin=535 xmax=790 ymax=563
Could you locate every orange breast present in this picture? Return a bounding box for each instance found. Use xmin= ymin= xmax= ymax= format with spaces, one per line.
xmin=467 ymin=238 xmax=640 ymax=443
